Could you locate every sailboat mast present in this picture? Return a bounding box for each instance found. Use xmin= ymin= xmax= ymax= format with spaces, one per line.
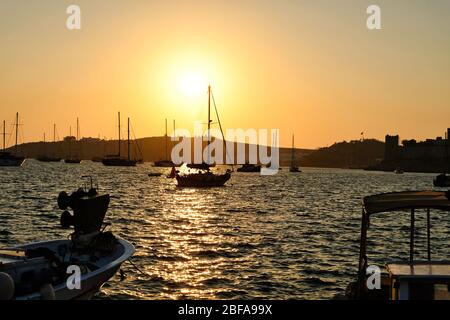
xmin=76 ymin=117 xmax=79 ymax=140
xmin=207 ymin=85 xmax=211 ymax=164
xmin=118 ymin=112 xmax=121 ymax=157
xmin=165 ymin=118 xmax=168 ymax=160
xmin=128 ymin=117 xmax=130 ymax=161
xmin=2 ymin=120 xmax=5 ymax=150
xmin=291 ymin=134 xmax=295 ymax=165
xmin=53 ymin=124 xmax=56 ymax=142
xmin=69 ymin=126 xmax=72 ymax=158
xmin=15 ymin=113 xmax=19 ymax=153
xmin=208 ymin=86 xmax=211 ymax=142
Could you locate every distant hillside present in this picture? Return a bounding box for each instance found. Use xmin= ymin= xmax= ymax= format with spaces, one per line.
xmin=9 ymin=137 xmax=313 ymax=165
xmin=300 ymin=139 xmax=385 ymax=169
xmin=9 ymin=137 xmax=385 ymax=169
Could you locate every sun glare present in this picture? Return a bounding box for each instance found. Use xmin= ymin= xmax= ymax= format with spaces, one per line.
xmin=179 ymin=72 xmax=207 ymax=98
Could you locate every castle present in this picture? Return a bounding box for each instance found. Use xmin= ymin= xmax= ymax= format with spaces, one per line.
xmin=382 ymin=128 xmax=450 ymax=173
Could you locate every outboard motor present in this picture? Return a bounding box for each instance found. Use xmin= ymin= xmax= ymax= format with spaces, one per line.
xmin=58 ymin=176 xmax=110 ymax=234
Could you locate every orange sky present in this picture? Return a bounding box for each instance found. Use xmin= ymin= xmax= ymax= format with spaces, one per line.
xmin=1 ymin=0 xmax=450 ymax=149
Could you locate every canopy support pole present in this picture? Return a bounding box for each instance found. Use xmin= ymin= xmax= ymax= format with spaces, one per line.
xmin=357 ymin=208 xmax=368 ymax=298
xmin=427 ymin=208 xmax=431 ymax=261
xmin=410 ymin=208 xmax=415 ymax=264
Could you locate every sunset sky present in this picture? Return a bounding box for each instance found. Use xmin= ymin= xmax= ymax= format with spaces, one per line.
xmin=1 ymin=0 xmax=449 ymax=149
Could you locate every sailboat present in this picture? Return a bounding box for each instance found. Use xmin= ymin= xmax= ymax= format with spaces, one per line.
xmin=289 ymin=134 xmax=301 ymax=173
xmin=175 ymin=85 xmax=231 ymax=187
xmin=65 ymin=118 xmax=82 ymax=164
xmin=37 ymin=124 xmax=62 ymax=162
xmin=153 ymin=119 xmax=175 ymax=167
xmin=0 ymin=113 xmax=26 ymax=167
xmin=102 ymin=112 xmax=137 ymax=167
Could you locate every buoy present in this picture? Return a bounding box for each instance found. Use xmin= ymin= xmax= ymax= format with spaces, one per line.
xmin=39 ymin=283 xmax=55 ymax=300
xmin=0 ymin=272 xmax=15 ymax=300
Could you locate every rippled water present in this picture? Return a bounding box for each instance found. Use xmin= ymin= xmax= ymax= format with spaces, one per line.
xmin=1 ymin=161 xmax=449 ymax=299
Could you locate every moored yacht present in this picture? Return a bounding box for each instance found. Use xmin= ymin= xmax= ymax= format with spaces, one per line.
xmin=174 ymin=86 xmax=232 ymax=187
xmin=102 ymin=113 xmax=138 ymax=167
xmin=0 ymin=113 xmax=25 ymax=167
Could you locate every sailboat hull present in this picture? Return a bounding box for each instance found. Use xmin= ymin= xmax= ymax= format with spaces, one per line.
xmin=153 ymin=160 xmax=175 ymax=167
xmin=65 ymin=159 xmax=82 ymax=164
xmin=0 ymin=155 xmax=25 ymax=167
xmin=37 ymin=157 xmax=62 ymax=162
xmin=176 ymin=171 xmax=231 ymax=187
xmin=102 ymin=157 xmax=137 ymax=167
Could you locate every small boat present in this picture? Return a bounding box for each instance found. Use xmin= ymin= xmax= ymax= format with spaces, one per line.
xmin=37 ymin=156 xmax=62 ymax=162
xmin=237 ymin=163 xmax=261 ymax=172
xmin=0 ymin=113 xmax=25 ymax=167
xmin=65 ymin=159 xmax=81 ymax=164
xmin=148 ymin=172 xmax=162 ymax=177
xmin=344 ymin=190 xmax=450 ymax=300
xmin=433 ymin=173 xmax=450 ymax=187
xmin=394 ymin=169 xmax=404 ymax=174
xmin=175 ymin=86 xmax=232 ymax=187
xmin=64 ymin=118 xmax=82 ymax=164
xmin=0 ymin=178 xmax=134 ymax=300
xmin=102 ymin=113 xmax=137 ymax=167
xmin=37 ymin=124 xmax=62 ymax=162
xmin=154 ymin=159 xmax=175 ymax=167
xmin=153 ymin=119 xmax=175 ymax=167
xmin=289 ymin=134 xmax=301 ymax=173
xmin=176 ymin=165 xmax=231 ymax=187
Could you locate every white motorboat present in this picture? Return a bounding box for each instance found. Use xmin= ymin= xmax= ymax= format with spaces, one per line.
xmin=0 ymin=177 xmax=134 ymax=300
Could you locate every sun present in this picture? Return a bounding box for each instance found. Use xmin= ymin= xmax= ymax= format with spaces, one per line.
xmin=179 ymin=72 xmax=207 ymax=98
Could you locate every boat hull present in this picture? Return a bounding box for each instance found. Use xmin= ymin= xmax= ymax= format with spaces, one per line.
xmin=102 ymin=158 xmax=137 ymax=167
xmin=0 ymin=157 xmax=25 ymax=167
xmin=237 ymin=165 xmax=261 ymax=172
xmin=5 ymin=238 xmax=135 ymax=300
xmin=65 ymin=159 xmax=82 ymax=164
xmin=433 ymin=174 xmax=450 ymax=187
xmin=176 ymin=171 xmax=231 ymax=187
xmin=153 ymin=160 xmax=175 ymax=167
xmin=37 ymin=157 xmax=62 ymax=162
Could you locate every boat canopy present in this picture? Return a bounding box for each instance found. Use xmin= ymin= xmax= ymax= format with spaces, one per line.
xmin=363 ymin=190 xmax=450 ymax=215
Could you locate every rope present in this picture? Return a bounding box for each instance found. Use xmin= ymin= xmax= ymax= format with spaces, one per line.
xmin=210 ymin=90 xmax=234 ymax=170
